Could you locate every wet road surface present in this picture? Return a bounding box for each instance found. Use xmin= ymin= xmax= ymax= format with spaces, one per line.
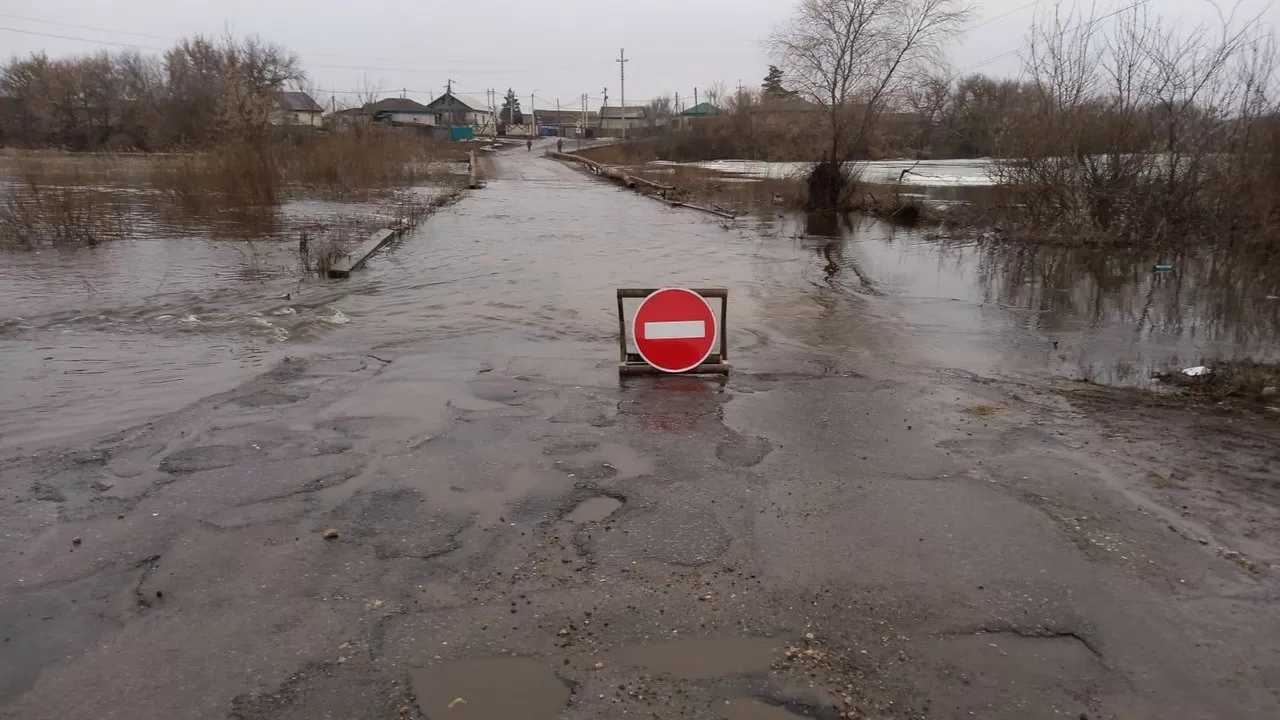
xmin=2 ymin=142 xmax=1278 ymax=719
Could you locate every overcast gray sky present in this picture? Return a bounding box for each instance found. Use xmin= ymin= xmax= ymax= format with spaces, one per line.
xmin=2 ymin=0 xmax=1276 ymax=112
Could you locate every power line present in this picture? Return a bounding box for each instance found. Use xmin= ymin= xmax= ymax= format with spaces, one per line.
xmin=959 ymin=0 xmax=1049 ymax=35
xmin=0 ymin=12 xmax=173 ymax=41
xmin=304 ymin=60 xmax=569 ymax=75
xmin=0 ymin=12 xmax=576 ymax=75
xmin=0 ymin=25 xmax=163 ymax=51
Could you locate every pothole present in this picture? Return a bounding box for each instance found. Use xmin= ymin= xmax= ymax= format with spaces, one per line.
xmin=566 ymin=496 xmax=622 ymax=523
xmin=410 ymin=657 xmax=568 ymax=720
xmin=724 ymin=699 xmax=815 ymax=719
xmin=607 ymin=636 xmax=778 ymax=679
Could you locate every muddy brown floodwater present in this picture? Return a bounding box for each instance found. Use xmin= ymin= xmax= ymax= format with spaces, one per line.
xmin=6 ymin=154 xmax=1277 ymax=450
xmin=2 ymin=141 xmax=1278 ymax=720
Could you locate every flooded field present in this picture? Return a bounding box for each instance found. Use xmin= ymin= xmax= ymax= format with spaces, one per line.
xmin=0 ymin=153 xmax=461 ymax=449
xmin=762 ymin=213 xmax=1280 ymax=384
xmin=2 ymin=150 xmax=1278 ymax=450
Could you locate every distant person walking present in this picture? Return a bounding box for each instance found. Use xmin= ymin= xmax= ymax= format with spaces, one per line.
xmin=556 ymin=138 xmax=563 ymax=153
xmin=526 ymin=139 xmax=532 ymax=151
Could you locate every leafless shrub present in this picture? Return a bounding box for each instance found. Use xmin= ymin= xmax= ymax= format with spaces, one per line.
xmin=281 ymin=128 xmax=458 ymax=198
xmin=991 ymin=1 xmax=1279 ymax=251
xmin=149 ymin=139 xmax=282 ymax=211
xmin=0 ymin=161 xmax=132 ymax=248
xmin=149 ymin=130 xmax=460 ymax=215
xmin=306 ymin=237 xmax=348 ymax=276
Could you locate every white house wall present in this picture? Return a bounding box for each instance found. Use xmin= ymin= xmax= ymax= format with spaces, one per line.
xmin=389 ymin=112 xmax=437 ymax=126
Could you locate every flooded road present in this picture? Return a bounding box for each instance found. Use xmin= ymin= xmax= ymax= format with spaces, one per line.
xmin=2 ymin=142 xmax=1279 ymax=719
xmin=7 ymin=150 xmax=1278 ymax=449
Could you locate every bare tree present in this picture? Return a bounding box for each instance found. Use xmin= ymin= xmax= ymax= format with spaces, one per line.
xmin=769 ymin=0 xmax=972 ymax=207
xmin=217 ymin=33 xmax=304 ymax=139
xmin=903 ymin=67 xmax=953 ymax=156
xmin=995 ymin=0 xmax=1278 ymax=248
xmin=645 ymin=94 xmax=674 ymax=127
xmin=356 ymin=73 xmax=382 ymax=107
xmin=704 ymin=81 xmax=727 ymax=109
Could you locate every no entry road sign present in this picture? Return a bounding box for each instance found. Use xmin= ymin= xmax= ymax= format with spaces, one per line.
xmin=632 ymin=287 xmax=718 ymax=373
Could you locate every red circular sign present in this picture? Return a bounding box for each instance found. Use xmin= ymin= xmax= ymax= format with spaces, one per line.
xmin=632 ymin=288 xmax=717 ymax=373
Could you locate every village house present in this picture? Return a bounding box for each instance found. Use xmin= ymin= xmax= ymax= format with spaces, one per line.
xmin=532 ymin=108 xmax=599 ymax=137
xmin=368 ymin=98 xmax=438 ymax=126
xmin=426 ymin=92 xmax=494 ymax=135
xmin=327 ymin=98 xmax=437 ymax=133
xmin=675 ymin=102 xmax=720 ymax=128
xmin=326 ymin=106 xmax=369 ymax=130
xmin=272 ymin=91 xmax=323 ymax=127
xmin=598 ymin=105 xmax=646 ymax=135
xmin=326 ymin=94 xmax=494 ymax=138
xmin=680 ymin=102 xmax=720 ymax=118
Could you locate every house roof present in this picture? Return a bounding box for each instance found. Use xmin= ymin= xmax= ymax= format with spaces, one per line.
xmin=367 ymin=97 xmax=433 ymax=114
xmin=599 ymin=106 xmax=646 ymax=119
xmin=426 ymin=93 xmax=489 ymax=114
xmin=277 ymin=91 xmax=323 ymax=113
xmin=534 ymin=109 xmax=598 ymax=125
xmin=679 ymin=102 xmax=719 ymax=116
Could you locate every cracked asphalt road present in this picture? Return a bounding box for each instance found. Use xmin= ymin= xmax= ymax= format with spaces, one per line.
xmin=2 ymin=143 xmax=1278 ymax=719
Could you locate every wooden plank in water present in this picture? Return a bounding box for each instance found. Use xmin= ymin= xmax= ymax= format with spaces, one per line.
xmin=328 ymin=228 xmax=398 ymax=278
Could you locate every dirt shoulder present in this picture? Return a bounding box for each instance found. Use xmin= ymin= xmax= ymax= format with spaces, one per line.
xmin=1053 ymin=381 xmax=1280 ymax=570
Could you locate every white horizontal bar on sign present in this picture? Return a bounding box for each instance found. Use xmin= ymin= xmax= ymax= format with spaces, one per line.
xmin=644 ymin=320 xmax=706 ymax=340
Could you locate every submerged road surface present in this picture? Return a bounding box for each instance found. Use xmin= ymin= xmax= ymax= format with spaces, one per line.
xmin=2 ymin=143 xmax=1277 ymax=719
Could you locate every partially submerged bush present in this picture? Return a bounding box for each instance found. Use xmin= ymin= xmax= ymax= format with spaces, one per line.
xmin=989 ymin=5 xmax=1280 ymax=253
xmin=304 ymin=235 xmax=349 ymax=276
xmin=149 ymin=130 xmax=459 ymax=214
xmin=149 ymin=139 xmax=281 ymax=211
xmin=282 ymin=128 xmax=458 ymax=197
xmin=0 ymin=164 xmax=132 ymax=248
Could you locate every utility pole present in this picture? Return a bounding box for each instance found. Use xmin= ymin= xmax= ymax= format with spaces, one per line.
xmin=616 ymin=48 xmax=628 ymax=141
xmin=530 ymin=92 xmax=536 ymax=137
xmin=446 ymin=78 xmax=453 ymax=97
xmin=601 ymin=87 xmax=608 ymax=132
xmin=579 ymin=93 xmax=586 ymax=150
xmin=557 ymin=97 xmax=561 ymax=139
xmin=694 ymin=86 xmax=698 ymax=110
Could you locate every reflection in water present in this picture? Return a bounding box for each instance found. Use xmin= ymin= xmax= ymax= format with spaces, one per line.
xmin=804 ymin=213 xmax=879 ymax=295
xmin=776 ymin=210 xmax=1280 ymax=383
xmin=804 ymin=211 xmax=844 ymax=237
xmin=976 ymin=241 xmax=1280 ymax=348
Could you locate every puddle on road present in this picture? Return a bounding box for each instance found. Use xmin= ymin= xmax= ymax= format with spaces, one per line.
xmin=409 ymin=657 xmax=568 ymax=720
xmin=723 ymin=699 xmax=812 ymax=720
xmin=567 ymin=495 xmax=622 ymax=523
xmin=608 ymin=636 xmax=778 ymax=679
